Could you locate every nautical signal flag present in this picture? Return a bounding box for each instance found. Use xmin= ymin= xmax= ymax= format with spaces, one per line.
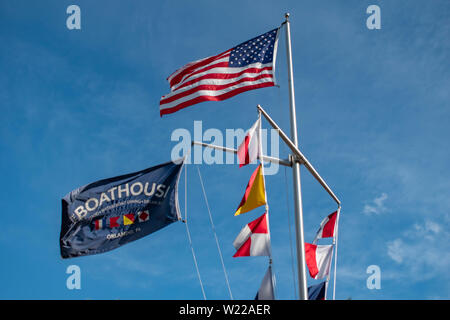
xmin=94 ymin=218 xmax=104 ymax=230
xmin=237 ymin=117 xmax=261 ymax=167
xmin=233 ymin=213 xmax=271 ymax=257
xmin=313 ymin=211 xmax=338 ymax=244
xmin=308 ymin=281 xmax=327 ymax=300
xmin=159 ymin=28 xmax=280 ymax=116
xmin=138 ymin=210 xmax=149 ymax=222
xmin=234 ymin=164 xmax=266 ymax=216
xmin=123 ymin=213 xmax=135 ymax=226
xmin=109 ymin=216 xmax=120 ymax=228
xmin=255 ymin=265 xmax=275 ymax=300
xmin=92 ymin=212 xmax=150 ymax=231
xmin=305 ymin=243 xmax=334 ymax=280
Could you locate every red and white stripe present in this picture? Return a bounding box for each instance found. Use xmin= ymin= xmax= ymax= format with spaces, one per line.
xmin=313 ymin=211 xmax=338 ymax=244
xmin=237 ymin=117 xmax=261 ymax=167
xmin=160 ymin=50 xmax=276 ymax=116
xmin=94 ymin=219 xmax=103 ymax=230
xmin=233 ymin=213 xmax=271 ymax=257
xmin=305 ymin=243 xmax=334 ymax=280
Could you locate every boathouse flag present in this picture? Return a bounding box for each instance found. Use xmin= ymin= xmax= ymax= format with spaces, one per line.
xmin=237 ymin=117 xmax=261 ymax=168
xmin=60 ymin=160 xmax=184 ymax=259
xmin=234 ymin=164 xmax=266 ymax=216
xmin=305 ymin=243 xmax=334 ymax=280
xmin=159 ymin=28 xmax=280 ymax=116
xmin=313 ymin=211 xmax=338 ymax=244
xmin=233 ymin=213 xmax=271 ymax=257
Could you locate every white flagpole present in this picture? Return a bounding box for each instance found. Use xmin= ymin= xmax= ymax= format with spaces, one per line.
xmin=325 ymin=279 xmax=330 ymax=300
xmin=284 ymin=12 xmax=309 ymax=300
xmin=332 ymin=206 xmax=341 ymax=300
xmin=257 ymin=111 xmax=276 ymax=299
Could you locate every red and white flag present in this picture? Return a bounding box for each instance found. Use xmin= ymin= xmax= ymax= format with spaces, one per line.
xmin=160 ymin=28 xmax=279 ymax=116
xmin=233 ymin=213 xmax=271 ymax=257
xmin=94 ymin=219 xmax=103 ymax=230
xmin=313 ymin=211 xmax=338 ymax=244
xmin=237 ymin=117 xmax=261 ymax=167
xmin=305 ymin=243 xmax=333 ymax=280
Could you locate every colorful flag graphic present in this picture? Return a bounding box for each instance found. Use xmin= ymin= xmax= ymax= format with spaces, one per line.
xmin=109 ymin=216 xmax=120 ymax=228
xmin=94 ymin=218 xmax=103 ymax=230
xmin=138 ymin=210 xmax=149 ymax=222
xmin=123 ymin=213 xmax=135 ymax=226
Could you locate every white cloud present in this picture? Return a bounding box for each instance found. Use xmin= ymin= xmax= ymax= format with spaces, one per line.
xmin=421 ymin=220 xmax=441 ymax=234
xmin=386 ymin=219 xmax=450 ymax=283
xmin=407 ymin=220 xmax=442 ymax=241
xmin=387 ymin=239 xmax=404 ymax=264
xmin=363 ymin=193 xmax=388 ymax=215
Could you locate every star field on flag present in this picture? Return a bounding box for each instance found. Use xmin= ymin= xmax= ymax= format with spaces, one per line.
xmin=159 ymin=28 xmax=279 ymax=116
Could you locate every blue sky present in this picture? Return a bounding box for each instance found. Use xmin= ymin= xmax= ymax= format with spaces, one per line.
xmin=0 ymin=0 xmax=449 ymax=300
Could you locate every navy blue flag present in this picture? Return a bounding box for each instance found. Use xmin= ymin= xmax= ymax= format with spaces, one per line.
xmin=308 ymin=281 xmax=327 ymax=300
xmin=60 ymin=160 xmax=184 ymax=259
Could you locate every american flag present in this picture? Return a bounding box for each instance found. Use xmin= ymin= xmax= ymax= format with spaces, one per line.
xmin=160 ymin=28 xmax=280 ymax=116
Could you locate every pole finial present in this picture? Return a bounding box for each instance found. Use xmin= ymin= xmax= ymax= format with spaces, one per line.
xmin=285 ymin=12 xmax=290 ymax=20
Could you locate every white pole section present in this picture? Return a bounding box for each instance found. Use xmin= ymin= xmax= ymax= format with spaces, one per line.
xmin=284 ymin=12 xmax=309 ymax=300
xmin=191 ymin=140 xmax=292 ymax=167
xmin=257 ymin=111 xmax=276 ymax=299
xmin=332 ymin=206 xmax=341 ymax=300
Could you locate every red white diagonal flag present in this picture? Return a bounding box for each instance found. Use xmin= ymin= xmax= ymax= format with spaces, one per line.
xmin=305 ymin=243 xmax=334 ymax=280
xmin=160 ymin=28 xmax=279 ymax=116
xmin=233 ymin=213 xmax=271 ymax=257
xmin=237 ymin=117 xmax=261 ymax=167
xmin=313 ymin=211 xmax=338 ymax=244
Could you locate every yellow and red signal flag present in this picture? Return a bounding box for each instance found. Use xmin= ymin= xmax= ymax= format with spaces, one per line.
xmin=234 ymin=164 xmax=266 ymax=216
xmin=123 ymin=213 xmax=135 ymax=226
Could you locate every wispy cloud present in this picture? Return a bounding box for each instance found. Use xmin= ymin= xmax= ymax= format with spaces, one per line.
xmin=386 ymin=218 xmax=450 ymax=286
xmin=363 ymin=193 xmax=388 ymax=215
xmin=387 ymin=238 xmax=405 ymax=264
